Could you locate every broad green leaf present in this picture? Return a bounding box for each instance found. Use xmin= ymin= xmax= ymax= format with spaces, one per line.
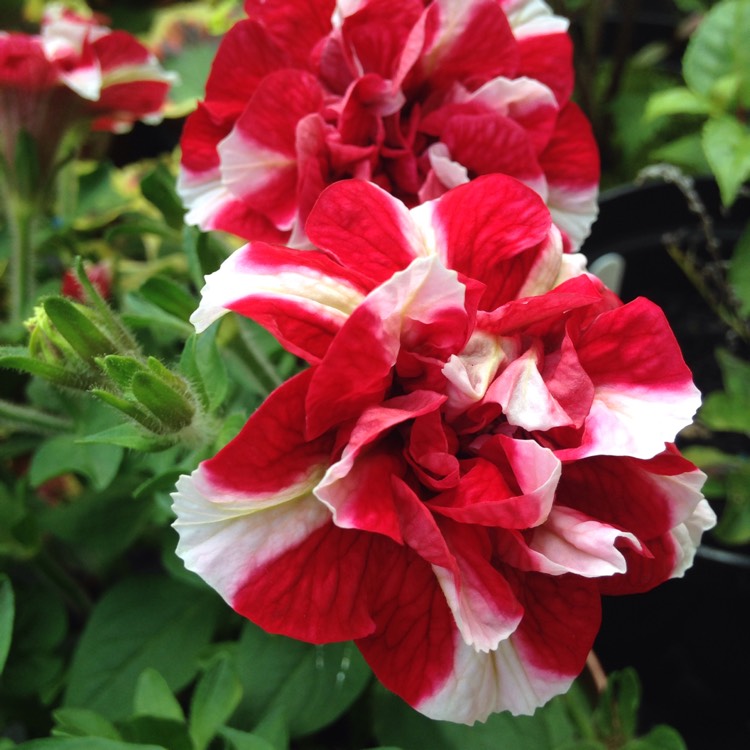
xmin=64 ymin=576 xmax=221 ymax=720
xmin=1 ymin=582 xmax=67 ymax=698
xmin=118 ymin=717 xmax=193 ymax=750
xmin=140 ymin=276 xmax=196 ymax=321
xmin=122 ymin=294 xmax=195 ymax=339
xmin=0 ymin=575 xmax=14 ymax=675
xmin=133 ymin=669 xmax=185 ymax=721
xmin=190 ymin=654 xmax=243 ymax=750
xmin=644 ymin=87 xmax=712 ymax=120
xmin=700 ymin=349 xmax=750 ymax=433
xmin=15 ymin=739 xmax=166 ymax=750
xmin=713 ymin=462 xmax=750 ymax=544
xmin=623 ymin=724 xmax=687 ymax=750
xmin=728 ymin=222 xmax=750 ymax=317
xmin=233 ymin=623 xmax=372 ymax=737
xmin=593 ymin=668 xmax=640 ymax=742
xmin=702 ymin=116 xmax=750 ymax=206
xmin=52 ymin=708 xmax=122 ymax=740
xmin=683 ymin=0 xmax=750 ymax=105
xmin=218 ymin=727 xmax=276 ymax=750
xmin=29 ymin=435 xmax=123 ymax=490
xmin=38 ymin=482 xmax=154 ymax=572
xmin=140 ymin=164 xmax=186 ymax=230
xmin=77 ymin=423 xmax=174 ymax=451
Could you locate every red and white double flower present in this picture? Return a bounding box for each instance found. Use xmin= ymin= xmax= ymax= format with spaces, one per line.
xmin=171 ymin=175 xmax=714 ymax=724
xmin=177 ymin=0 xmax=599 ymax=250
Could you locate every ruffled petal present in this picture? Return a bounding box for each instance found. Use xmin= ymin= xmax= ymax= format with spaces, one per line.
xmin=190 ymin=242 xmax=368 ymax=362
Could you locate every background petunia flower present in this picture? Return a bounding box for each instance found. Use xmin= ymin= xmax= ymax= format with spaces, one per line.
xmin=172 ymin=175 xmax=714 ymax=724
xmin=177 ymin=0 xmax=600 ymax=250
xmin=0 ymin=4 xmax=175 ymax=190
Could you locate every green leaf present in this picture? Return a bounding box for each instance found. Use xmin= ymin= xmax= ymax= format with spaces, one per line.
xmin=702 ymin=116 xmax=750 ymax=206
xmin=14 ymin=740 xmax=167 ymax=750
xmin=122 ymin=294 xmax=195 ymax=339
xmin=0 ymin=575 xmax=14 ymax=675
xmin=140 ymin=276 xmax=196 ymax=321
xmin=180 ymin=327 xmax=228 ymax=412
xmin=700 ymin=349 xmax=750 ymax=433
xmin=218 ymin=728 xmax=276 ymax=750
xmin=133 ymin=668 xmax=186 ymax=721
xmin=190 ymin=654 xmax=243 ymax=750
xmin=118 ymin=717 xmax=193 ymax=750
xmin=593 ymin=668 xmax=641 ymax=742
xmin=728 ymin=222 xmax=750 ymax=318
xmin=1 ymin=582 xmax=67 ymax=698
xmin=644 ymin=87 xmax=712 ymax=120
xmin=683 ymin=0 xmax=750 ymax=105
xmin=140 ymin=164 xmax=186 ymax=230
xmin=233 ymin=623 xmax=372 ymax=737
xmin=0 ymin=350 xmax=79 ymax=386
xmin=623 ymin=724 xmax=687 ymax=750
xmin=52 ymin=708 xmax=122 ymax=740
xmin=38 ymin=483 xmax=155 ymax=574
xmin=29 ymin=435 xmax=123 ymax=490
xmin=64 ymin=576 xmax=221 ymax=720
xmin=77 ymin=422 xmax=174 ymax=451
xmin=713 ymin=461 xmax=750 ymax=544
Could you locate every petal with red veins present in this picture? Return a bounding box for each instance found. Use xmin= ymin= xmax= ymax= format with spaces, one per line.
xmin=171 ymin=370 xmax=346 ymax=634
xmin=557 ymin=450 xmax=708 ymax=541
xmin=439 ymin=110 xmax=547 ymax=192
xmin=305 ymin=255 xmax=468 ymax=436
xmin=315 ymin=390 xmax=446 ymax=539
xmin=217 ymin=70 xmax=324 ymax=230
xmin=558 ymin=297 xmax=702 ymax=460
xmin=355 ymin=543 xmax=457 ymax=712
xmin=244 ymin=0 xmax=335 ymax=65
xmin=419 ymin=0 xmax=519 ymax=90
xmin=406 ymin=408 xmax=460 ymax=490
xmin=431 ymin=436 xmax=560 ymax=528
xmin=411 ymin=174 xmax=553 ymax=309
xmin=463 ymin=75 xmax=558 ymax=153
xmin=306 ymin=179 xmax=424 ymax=284
xmin=516 ymin=31 xmax=574 ymax=104
xmin=392 ymin=481 xmax=524 ymax=656
xmin=476 ymin=273 xmax=602 ymax=336
xmin=203 ymin=19 xmax=291 ymax=108
xmin=340 ymin=0 xmax=424 ymax=79
xmin=415 ymin=571 xmax=600 ymax=721
xmin=540 ymin=102 xmax=600 ymax=250
xmin=190 ymin=242 xmax=368 ymax=362
xmin=525 ymin=506 xmax=645 ymax=577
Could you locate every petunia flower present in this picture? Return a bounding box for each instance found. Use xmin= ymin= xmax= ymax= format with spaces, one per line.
xmin=177 ymin=0 xmax=599 ymax=250
xmin=171 ymin=175 xmax=714 ymax=724
xmin=0 ymin=4 xmax=175 ymax=190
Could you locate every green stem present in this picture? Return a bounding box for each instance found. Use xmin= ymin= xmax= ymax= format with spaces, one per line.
xmin=236 ymin=321 xmax=284 ymax=395
xmin=0 ymin=398 xmax=73 ymax=435
xmin=5 ymin=194 xmax=37 ymax=330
